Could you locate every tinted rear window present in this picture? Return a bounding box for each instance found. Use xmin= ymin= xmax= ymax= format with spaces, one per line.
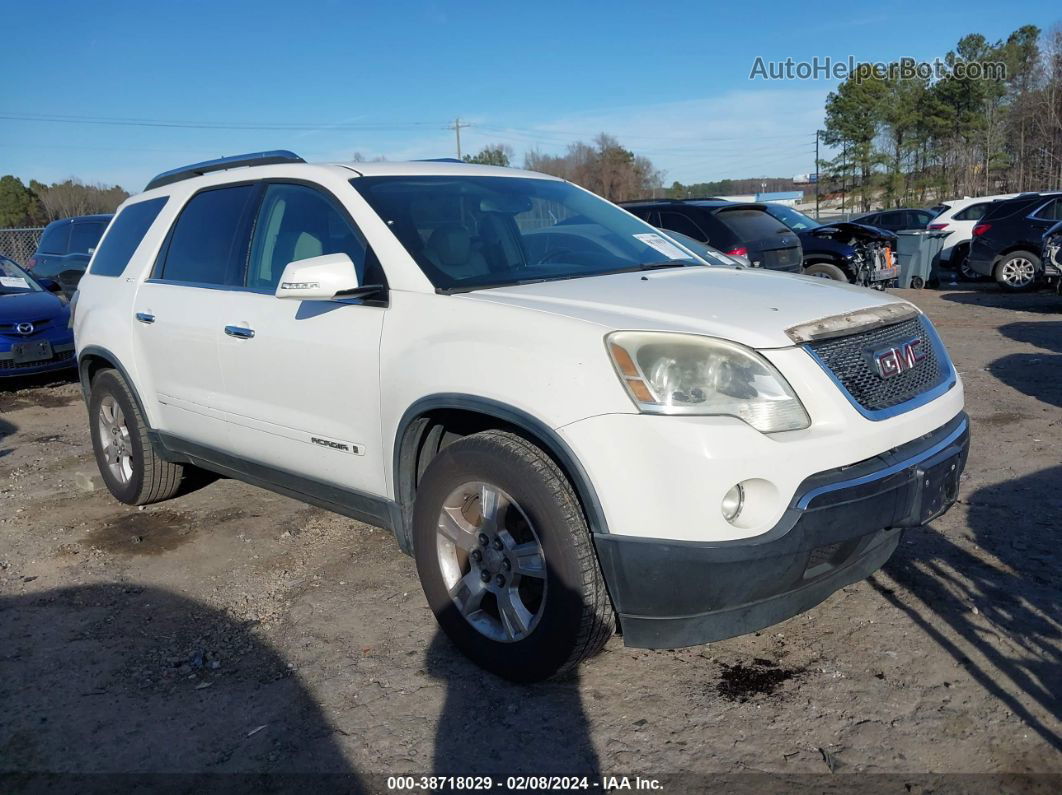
xmin=90 ymin=198 xmax=168 ymax=277
xmin=159 ymin=185 xmax=257 ymax=285
xmin=714 ymin=208 xmax=789 ymax=240
xmin=953 ymin=203 xmax=988 ymax=221
xmin=68 ymin=222 xmax=107 ymax=255
xmin=37 ymin=222 xmax=69 ymax=255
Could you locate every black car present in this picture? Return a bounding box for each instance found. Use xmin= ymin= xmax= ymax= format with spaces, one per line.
xmin=27 ymin=214 xmax=113 ymax=295
xmin=967 ymin=192 xmax=1062 ymax=290
xmin=762 ymin=204 xmax=898 ymax=287
xmin=620 ymin=199 xmax=802 ymax=273
xmin=850 ymin=207 xmax=936 ymax=232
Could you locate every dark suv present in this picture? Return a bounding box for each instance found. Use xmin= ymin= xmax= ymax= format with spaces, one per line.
xmin=967 ymin=192 xmax=1062 ymax=290
xmin=850 ymin=208 xmax=935 ymax=232
xmin=620 ymin=199 xmax=802 ymax=273
xmin=27 ymin=214 xmax=113 ymax=295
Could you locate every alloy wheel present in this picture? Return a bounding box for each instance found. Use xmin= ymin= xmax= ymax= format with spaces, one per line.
xmin=1000 ymin=257 xmax=1035 ymax=288
xmin=98 ymin=395 xmax=133 ymax=484
xmin=435 ymin=481 xmax=547 ymax=643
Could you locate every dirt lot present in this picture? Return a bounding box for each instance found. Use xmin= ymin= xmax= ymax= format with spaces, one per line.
xmin=1 ymin=285 xmax=1059 ymax=789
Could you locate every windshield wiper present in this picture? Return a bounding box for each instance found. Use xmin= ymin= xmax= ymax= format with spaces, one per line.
xmin=637 ymin=262 xmax=688 ymax=271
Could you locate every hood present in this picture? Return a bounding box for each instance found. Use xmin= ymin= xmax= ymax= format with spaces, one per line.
xmin=0 ymin=290 xmax=68 ymax=323
xmin=461 ymin=266 xmax=909 ymax=349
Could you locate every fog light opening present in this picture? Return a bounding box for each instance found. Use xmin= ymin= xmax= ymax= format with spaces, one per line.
xmin=721 ymin=483 xmax=745 ymax=523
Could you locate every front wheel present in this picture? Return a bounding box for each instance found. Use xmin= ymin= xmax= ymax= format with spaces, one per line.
xmin=802 ymin=262 xmax=849 ymax=282
xmin=412 ymin=431 xmax=614 ymax=681
xmin=994 ymin=252 xmax=1040 ymax=291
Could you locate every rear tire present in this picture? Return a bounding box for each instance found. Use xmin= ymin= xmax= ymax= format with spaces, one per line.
xmin=803 ymin=262 xmax=848 ymax=282
xmin=412 ymin=430 xmax=614 ymax=682
xmin=994 ymin=251 xmax=1039 ymax=292
xmin=88 ymin=369 xmax=184 ymax=505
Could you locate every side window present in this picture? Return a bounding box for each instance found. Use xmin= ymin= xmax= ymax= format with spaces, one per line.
xmin=1034 ymin=199 xmax=1062 ymax=221
xmin=37 ymin=222 xmax=69 ymax=255
xmin=953 ymin=203 xmax=987 ymax=221
xmin=68 ymin=222 xmax=107 ymax=255
xmin=247 ymin=183 xmax=367 ymax=291
xmin=90 ymin=198 xmax=168 ymax=277
xmin=159 ymin=185 xmax=257 ymax=285
xmin=658 ymin=211 xmax=707 ymax=242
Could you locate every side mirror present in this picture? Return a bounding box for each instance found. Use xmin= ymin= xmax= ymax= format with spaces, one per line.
xmin=274 ymin=253 xmax=362 ymax=301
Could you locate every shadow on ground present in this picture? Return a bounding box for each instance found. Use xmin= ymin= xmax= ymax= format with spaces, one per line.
xmin=0 ymin=416 xmax=15 ymax=458
xmin=939 ymin=286 xmax=1061 ymax=315
xmin=425 ymin=632 xmax=600 ymax=777
xmin=873 ymin=466 xmax=1062 ymax=751
xmin=0 ymin=584 xmax=363 ymax=789
xmin=988 ymin=321 xmax=1062 ymax=408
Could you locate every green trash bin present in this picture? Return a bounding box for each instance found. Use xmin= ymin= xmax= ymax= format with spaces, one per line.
xmin=895 ymin=230 xmax=950 ymax=288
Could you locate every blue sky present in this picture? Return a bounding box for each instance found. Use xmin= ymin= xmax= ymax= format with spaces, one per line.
xmin=2 ymin=0 xmax=1058 ymax=191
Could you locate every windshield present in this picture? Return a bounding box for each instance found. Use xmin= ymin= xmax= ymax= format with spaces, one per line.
xmin=350 ymin=176 xmax=701 ymax=290
xmin=0 ymin=257 xmax=41 ymax=295
xmin=763 ymin=204 xmax=820 ymax=231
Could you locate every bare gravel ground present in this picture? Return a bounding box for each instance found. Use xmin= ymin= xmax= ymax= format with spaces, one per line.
xmin=0 ymin=284 xmax=1059 ymax=790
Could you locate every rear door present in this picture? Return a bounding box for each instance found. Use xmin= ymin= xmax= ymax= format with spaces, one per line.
xmin=714 ymin=207 xmax=801 ymax=271
xmin=213 ymin=181 xmax=387 ymax=495
xmin=1026 ymin=197 xmax=1062 ymax=242
xmin=132 ymin=183 xmax=258 ymax=447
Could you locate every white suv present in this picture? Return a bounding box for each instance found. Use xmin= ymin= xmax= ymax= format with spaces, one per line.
xmin=929 ymin=193 xmax=1017 ymax=278
xmin=74 ymin=152 xmax=969 ymax=681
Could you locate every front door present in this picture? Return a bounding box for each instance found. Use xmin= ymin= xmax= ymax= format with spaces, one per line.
xmin=212 ymin=182 xmax=387 ymax=495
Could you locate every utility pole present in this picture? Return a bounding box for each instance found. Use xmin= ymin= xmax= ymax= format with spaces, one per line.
xmin=450 ymin=117 xmax=471 ymax=159
xmin=841 ymin=140 xmax=847 ymax=217
xmin=814 ymin=130 xmax=821 ymax=221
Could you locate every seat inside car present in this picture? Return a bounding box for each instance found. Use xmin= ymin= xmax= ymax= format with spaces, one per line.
xmin=424 ymin=224 xmax=490 ymax=280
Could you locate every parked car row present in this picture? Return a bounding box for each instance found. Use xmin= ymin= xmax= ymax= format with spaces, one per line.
xmin=64 ymin=151 xmax=969 ymax=681
xmin=621 ymin=198 xmax=899 ymax=288
xmin=964 ymin=191 xmax=1062 ymax=290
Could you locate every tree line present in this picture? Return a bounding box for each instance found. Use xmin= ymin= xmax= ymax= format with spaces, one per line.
xmin=0 ymin=175 xmax=129 ymax=227
xmin=821 ymin=24 xmax=1062 ymax=211
xmin=463 ymin=135 xmax=663 ymax=202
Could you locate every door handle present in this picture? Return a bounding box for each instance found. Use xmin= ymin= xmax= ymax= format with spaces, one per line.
xmin=224 ymin=325 xmax=255 ymax=339
xmin=135 ymin=312 xmax=155 ymax=324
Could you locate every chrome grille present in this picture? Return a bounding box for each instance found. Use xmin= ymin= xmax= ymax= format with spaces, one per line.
xmin=806 ymin=316 xmax=949 ymax=413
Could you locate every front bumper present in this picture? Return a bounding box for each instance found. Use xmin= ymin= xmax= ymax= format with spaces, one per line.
xmin=0 ymin=341 xmax=76 ymax=377
xmin=595 ymin=412 xmax=970 ymax=649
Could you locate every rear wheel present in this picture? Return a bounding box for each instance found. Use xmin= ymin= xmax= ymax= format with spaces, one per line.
xmin=88 ymin=369 xmax=184 ymax=505
xmin=994 ymin=252 xmax=1039 ymax=291
xmin=803 ymin=262 xmax=848 ymax=282
xmin=412 ymin=430 xmax=614 ymax=681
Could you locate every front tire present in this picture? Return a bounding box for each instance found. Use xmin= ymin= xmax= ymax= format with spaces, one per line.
xmin=88 ymin=369 xmax=184 ymax=505
xmin=412 ymin=431 xmax=614 ymax=682
xmin=803 ymin=262 xmax=849 ymax=282
xmin=994 ymin=251 xmax=1040 ymax=291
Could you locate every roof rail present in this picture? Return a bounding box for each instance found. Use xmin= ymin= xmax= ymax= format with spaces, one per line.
xmin=415 ymin=157 xmax=465 ymax=163
xmin=144 ymin=150 xmax=305 ymax=191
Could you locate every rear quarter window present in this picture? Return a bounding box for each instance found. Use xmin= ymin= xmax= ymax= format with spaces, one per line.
xmin=953 ymin=203 xmax=988 ymax=221
xmin=714 ymin=208 xmax=789 ymax=239
xmin=37 ymin=222 xmax=70 ymax=255
xmin=90 ymin=198 xmax=168 ymax=277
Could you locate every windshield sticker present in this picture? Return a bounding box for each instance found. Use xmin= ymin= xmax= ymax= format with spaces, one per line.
xmin=633 ymin=233 xmax=689 ymax=261
xmin=0 ymin=276 xmax=30 ymax=289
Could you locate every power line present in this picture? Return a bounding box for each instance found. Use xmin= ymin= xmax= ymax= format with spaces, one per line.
xmin=0 ymin=112 xmax=449 ymax=132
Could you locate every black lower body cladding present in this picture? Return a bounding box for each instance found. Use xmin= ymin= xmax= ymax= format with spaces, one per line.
xmin=595 ymin=413 xmax=970 ymax=649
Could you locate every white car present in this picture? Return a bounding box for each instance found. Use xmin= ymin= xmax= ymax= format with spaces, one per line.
xmin=73 ymin=152 xmax=969 ymax=681
xmin=929 ymin=194 xmax=1017 ymax=278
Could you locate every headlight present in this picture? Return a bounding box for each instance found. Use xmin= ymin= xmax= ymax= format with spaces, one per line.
xmin=606 ymin=331 xmax=811 ymax=433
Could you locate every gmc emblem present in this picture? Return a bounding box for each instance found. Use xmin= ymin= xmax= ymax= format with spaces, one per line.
xmin=872 ymin=338 xmax=925 ymax=379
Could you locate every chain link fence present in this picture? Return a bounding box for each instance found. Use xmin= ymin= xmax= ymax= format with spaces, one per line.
xmin=0 ymin=227 xmax=45 ymax=266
